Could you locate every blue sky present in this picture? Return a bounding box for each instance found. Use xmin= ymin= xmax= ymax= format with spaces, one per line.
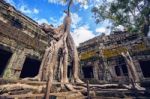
xmin=5 ymin=0 xmax=112 ymax=46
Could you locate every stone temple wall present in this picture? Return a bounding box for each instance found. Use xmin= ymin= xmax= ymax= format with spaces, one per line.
xmin=78 ymin=31 xmax=150 ymax=83
xmin=0 ymin=0 xmax=49 ymax=79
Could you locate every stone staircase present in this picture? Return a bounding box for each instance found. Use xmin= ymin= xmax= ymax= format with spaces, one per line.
xmin=49 ymin=91 xmax=85 ymax=99
xmin=0 ymin=91 xmax=86 ymax=99
xmin=94 ymin=89 xmax=150 ymax=99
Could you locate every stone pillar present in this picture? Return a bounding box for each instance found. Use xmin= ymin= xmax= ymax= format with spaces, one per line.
xmin=3 ymin=51 xmax=18 ymax=79
xmin=109 ymin=65 xmax=116 ymax=78
xmin=100 ymin=49 xmax=111 ymax=81
xmin=14 ymin=49 xmax=26 ymax=78
xmin=98 ymin=63 xmax=104 ymax=80
xmin=93 ymin=61 xmax=99 ymax=80
xmin=102 ymin=59 xmax=110 ymax=81
xmin=3 ymin=49 xmax=26 ymax=79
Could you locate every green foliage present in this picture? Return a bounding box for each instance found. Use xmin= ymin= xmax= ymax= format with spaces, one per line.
xmin=92 ymin=0 xmax=150 ymax=35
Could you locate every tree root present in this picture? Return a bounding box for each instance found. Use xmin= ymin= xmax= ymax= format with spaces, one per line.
xmin=64 ymin=84 xmax=76 ymax=91
xmin=0 ymin=83 xmax=45 ymax=95
xmin=74 ymin=78 xmax=84 ymax=84
xmin=21 ymin=76 xmax=40 ymax=81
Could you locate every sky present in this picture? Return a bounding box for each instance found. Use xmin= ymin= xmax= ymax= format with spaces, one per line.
xmin=5 ymin=0 xmax=112 ymax=46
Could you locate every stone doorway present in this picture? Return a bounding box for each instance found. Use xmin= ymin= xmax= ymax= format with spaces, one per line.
xmin=139 ymin=60 xmax=150 ymax=78
xmin=115 ymin=66 xmax=121 ymax=76
xmin=82 ymin=66 xmax=94 ymax=78
xmin=20 ymin=57 xmax=41 ymax=78
xmin=0 ymin=49 xmax=12 ymax=77
xmin=115 ymin=64 xmax=128 ymax=76
xmin=115 ymin=56 xmax=128 ymax=77
xmin=67 ymin=65 xmax=72 ymax=78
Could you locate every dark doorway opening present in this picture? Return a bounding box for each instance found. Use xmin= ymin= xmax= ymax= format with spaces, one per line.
xmin=82 ymin=66 xmax=94 ymax=78
xmin=121 ymin=64 xmax=128 ymax=76
xmin=139 ymin=60 xmax=150 ymax=78
xmin=20 ymin=57 xmax=41 ymax=78
xmin=115 ymin=56 xmax=128 ymax=76
xmin=67 ymin=65 xmax=72 ymax=78
xmin=115 ymin=65 xmax=128 ymax=76
xmin=115 ymin=66 xmax=121 ymax=76
xmin=0 ymin=49 xmax=12 ymax=77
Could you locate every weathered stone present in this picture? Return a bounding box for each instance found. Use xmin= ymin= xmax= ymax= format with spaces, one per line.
xmin=78 ymin=31 xmax=150 ymax=84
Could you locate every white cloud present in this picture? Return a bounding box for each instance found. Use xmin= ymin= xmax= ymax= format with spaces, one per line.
xmin=5 ymin=0 xmax=39 ymax=15
xmin=79 ymin=0 xmax=114 ymax=9
xmin=19 ymin=5 xmax=32 ymax=14
xmin=95 ymin=19 xmax=112 ymax=35
xmin=50 ymin=17 xmax=57 ymax=22
xmin=96 ymin=27 xmax=106 ymax=33
xmin=19 ymin=5 xmax=39 ymax=14
xmin=47 ymin=0 xmax=114 ymax=10
xmin=78 ymin=0 xmax=89 ymax=9
xmin=71 ymin=25 xmax=95 ymax=46
xmin=71 ymin=13 xmax=82 ymax=28
xmin=82 ymin=0 xmax=114 ymax=10
xmin=5 ymin=0 xmax=16 ymax=7
xmin=47 ymin=0 xmax=89 ymax=9
xmin=33 ymin=8 xmax=39 ymax=14
xmin=82 ymin=5 xmax=89 ymax=9
xmin=115 ymin=25 xmax=125 ymax=31
xmin=95 ymin=27 xmax=111 ymax=35
xmin=107 ymin=0 xmax=114 ymax=2
xmin=49 ymin=12 xmax=81 ymax=29
xmin=48 ymin=0 xmax=66 ymax=5
xmin=35 ymin=18 xmax=49 ymax=25
xmin=48 ymin=13 xmax=65 ymax=27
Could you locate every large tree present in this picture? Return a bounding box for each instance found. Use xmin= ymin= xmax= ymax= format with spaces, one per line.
xmin=35 ymin=0 xmax=85 ymax=93
xmin=92 ymin=0 xmax=150 ymax=36
xmin=21 ymin=0 xmax=84 ymax=91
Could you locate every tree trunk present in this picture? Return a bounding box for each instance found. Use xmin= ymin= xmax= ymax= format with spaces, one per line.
xmin=67 ymin=33 xmax=83 ymax=83
xmin=22 ymin=0 xmax=84 ymax=92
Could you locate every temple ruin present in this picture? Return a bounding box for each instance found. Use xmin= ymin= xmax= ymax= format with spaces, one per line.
xmin=78 ymin=31 xmax=150 ymax=85
xmin=0 ymin=0 xmax=48 ymax=79
xmin=0 ymin=0 xmax=150 ymax=98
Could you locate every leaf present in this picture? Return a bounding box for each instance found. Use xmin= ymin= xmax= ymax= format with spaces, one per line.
xmin=92 ymin=0 xmax=150 ymax=36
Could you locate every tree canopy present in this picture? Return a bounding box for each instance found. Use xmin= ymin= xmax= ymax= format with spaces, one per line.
xmin=92 ymin=0 xmax=150 ymax=36
xmin=51 ymin=0 xmax=149 ymax=35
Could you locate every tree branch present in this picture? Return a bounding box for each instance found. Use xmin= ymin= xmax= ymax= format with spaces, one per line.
xmin=67 ymin=0 xmax=73 ymax=16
